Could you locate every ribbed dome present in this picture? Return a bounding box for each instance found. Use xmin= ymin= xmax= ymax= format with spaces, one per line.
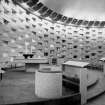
xmin=40 ymin=0 xmax=105 ymax=20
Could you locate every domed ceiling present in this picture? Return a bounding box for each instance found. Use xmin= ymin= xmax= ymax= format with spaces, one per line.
xmin=40 ymin=0 xmax=105 ymax=20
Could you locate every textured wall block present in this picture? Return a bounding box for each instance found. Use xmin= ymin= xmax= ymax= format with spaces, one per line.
xmin=1 ymin=1 xmax=105 ymax=65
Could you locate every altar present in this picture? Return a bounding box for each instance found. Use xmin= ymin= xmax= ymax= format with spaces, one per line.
xmin=15 ymin=57 xmax=49 ymax=72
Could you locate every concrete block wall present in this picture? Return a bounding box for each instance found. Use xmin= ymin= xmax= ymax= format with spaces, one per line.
xmin=0 ymin=1 xmax=105 ymax=66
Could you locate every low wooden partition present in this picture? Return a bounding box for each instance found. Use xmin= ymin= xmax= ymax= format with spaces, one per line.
xmin=62 ymin=60 xmax=105 ymax=105
xmin=4 ymin=93 xmax=81 ymax=105
xmin=62 ymin=60 xmax=89 ymax=105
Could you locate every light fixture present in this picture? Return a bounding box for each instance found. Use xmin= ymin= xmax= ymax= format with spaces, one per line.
xmin=65 ymin=18 xmax=73 ymax=24
xmin=94 ymin=21 xmax=100 ymax=26
xmin=77 ymin=20 xmax=83 ymax=25
xmin=32 ymin=2 xmax=43 ymax=11
xmin=38 ymin=6 xmax=48 ymax=14
xmin=61 ymin=16 xmax=67 ymax=22
xmin=41 ymin=9 xmax=53 ymax=17
xmin=27 ymin=0 xmax=39 ymax=7
xmin=50 ymin=12 xmax=58 ymax=20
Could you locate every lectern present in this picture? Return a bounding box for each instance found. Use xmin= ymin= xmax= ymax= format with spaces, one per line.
xmin=62 ymin=60 xmax=89 ymax=105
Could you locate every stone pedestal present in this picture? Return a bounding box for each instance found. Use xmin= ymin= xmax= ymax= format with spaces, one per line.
xmin=35 ymin=70 xmax=62 ymax=98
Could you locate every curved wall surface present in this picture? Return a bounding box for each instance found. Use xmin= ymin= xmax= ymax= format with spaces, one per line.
xmin=0 ymin=0 xmax=105 ymax=65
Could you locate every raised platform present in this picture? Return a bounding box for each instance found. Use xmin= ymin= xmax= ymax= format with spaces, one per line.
xmin=0 ymin=71 xmax=80 ymax=105
xmin=0 ymin=67 xmax=105 ymax=105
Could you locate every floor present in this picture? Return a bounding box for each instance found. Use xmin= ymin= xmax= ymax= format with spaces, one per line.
xmin=87 ymin=92 xmax=105 ymax=105
xmin=0 ymin=71 xmax=45 ymax=105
